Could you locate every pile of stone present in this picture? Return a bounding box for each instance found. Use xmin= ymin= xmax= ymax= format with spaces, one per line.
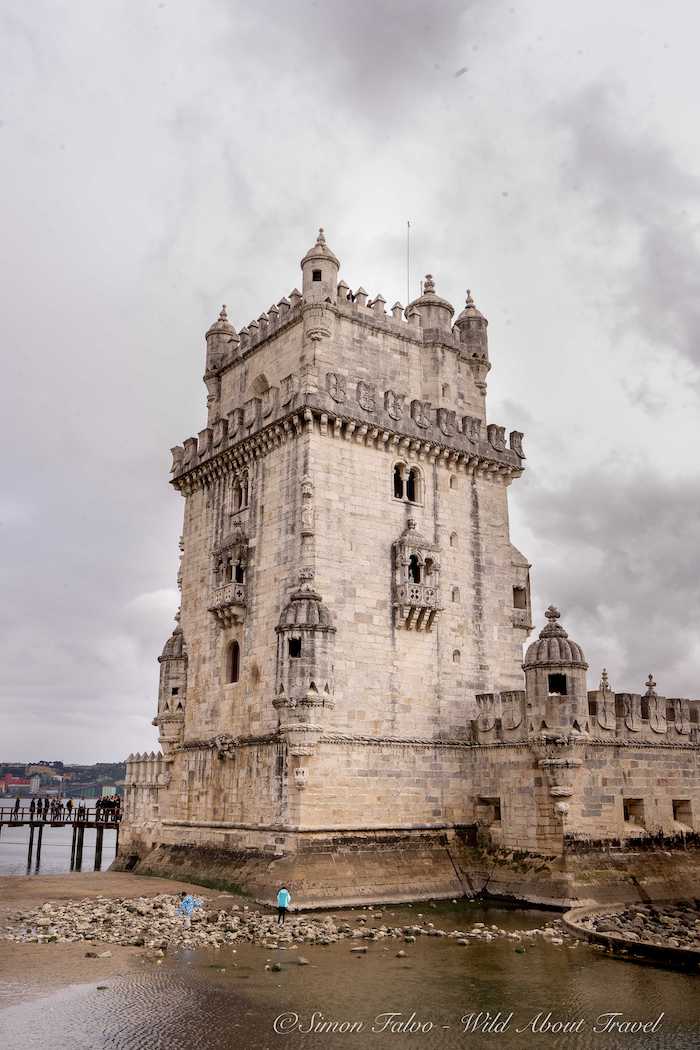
xmin=581 ymin=902 xmax=700 ymax=950
xmin=0 ymin=896 xmax=572 ymax=953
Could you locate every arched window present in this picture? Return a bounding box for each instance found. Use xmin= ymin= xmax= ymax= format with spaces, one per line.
xmin=226 ymin=641 xmax=240 ymax=684
xmin=393 ymin=463 xmax=404 ymax=499
xmin=234 ymin=560 xmax=245 ymax=584
xmin=408 ymin=554 xmax=421 ymax=583
xmin=449 ymin=532 xmax=458 ymax=548
xmin=393 ymin=463 xmax=422 ymax=504
xmin=424 ymin=558 xmax=434 ymax=578
xmin=233 ymin=483 xmax=242 ymax=512
xmin=451 ymin=586 xmax=460 ymax=602
xmin=452 ymin=649 xmax=461 ymax=664
xmin=242 ymin=476 xmax=249 ymax=507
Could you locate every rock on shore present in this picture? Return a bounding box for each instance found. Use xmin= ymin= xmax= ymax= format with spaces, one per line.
xmin=581 ymin=902 xmax=700 ymax=950
xmin=0 ymin=896 xmax=573 ymax=953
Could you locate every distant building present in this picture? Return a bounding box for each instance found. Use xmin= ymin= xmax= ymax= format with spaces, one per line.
xmin=29 ymin=775 xmax=41 ymax=793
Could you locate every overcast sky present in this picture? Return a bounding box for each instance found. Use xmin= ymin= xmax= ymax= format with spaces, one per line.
xmin=1 ymin=1 xmax=699 ymax=762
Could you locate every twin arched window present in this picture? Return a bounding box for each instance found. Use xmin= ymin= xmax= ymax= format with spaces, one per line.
xmin=393 ymin=463 xmax=422 ymax=504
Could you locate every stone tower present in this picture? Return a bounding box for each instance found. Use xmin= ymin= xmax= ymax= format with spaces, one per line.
xmin=120 ymin=230 xmax=534 ymax=902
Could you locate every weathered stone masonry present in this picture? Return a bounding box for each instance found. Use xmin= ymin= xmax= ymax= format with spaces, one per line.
xmin=118 ymin=231 xmax=700 ymax=905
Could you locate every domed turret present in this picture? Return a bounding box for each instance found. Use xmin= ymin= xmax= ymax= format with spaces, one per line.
xmin=454 ymin=289 xmax=489 ymax=361
xmin=523 ymin=606 xmax=590 ymax=736
xmin=406 ymin=274 xmax=454 ymax=332
xmin=301 ymin=228 xmax=340 ymax=305
xmin=205 ymin=305 xmax=238 ymax=372
xmin=153 ymin=619 xmax=188 ymax=756
xmin=273 ymin=573 xmax=336 ymax=756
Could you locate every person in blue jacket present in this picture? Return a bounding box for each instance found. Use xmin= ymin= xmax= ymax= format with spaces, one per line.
xmin=277 ymin=885 xmax=291 ymax=924
xmin=177 ymin=891 xmax=202 ymax=928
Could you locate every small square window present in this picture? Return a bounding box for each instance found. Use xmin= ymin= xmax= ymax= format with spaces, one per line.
xmin=171 ymin=687 xmax=179 ymax=696
xmin=312 ymin=269 xmax=322 ymax=282
xmin=288 ymin=638 xmax=302 ymax=658
xmin=548 ymin=673 xmax=567 ymax=695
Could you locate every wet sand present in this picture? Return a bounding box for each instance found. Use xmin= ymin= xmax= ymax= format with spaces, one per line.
xmin=0 ymin=872 xmax=247 ymax=1002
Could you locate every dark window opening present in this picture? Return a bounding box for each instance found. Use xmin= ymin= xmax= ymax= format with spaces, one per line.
xmin=227 ymin=640 xmax=240 ymax=684
xmin=312 ymin=269 xmax=322 ymax=282
xmin=623 ymin=798 xmax=645 ymax=826
xmin=406 ymin=467 xmax=419 ymax=502
xmin=666 ymin=702 xmax=675 ymax=722
xmin=171 ymin=687 xmax=179 ymax=696
xmin=588 ymin=698 xmax=597 ymax=716
xmin=424 ymin=558 xmax=434 ymax=578
xmin=690 ymin=708 xmax=699 ymax=725
xmin=615 ymin=695 xmax=625 ymax=718
xmin=513 ymin=586 xmax=527 ymax=610
xmin=640 ymin=696 xmax=650 ymax=720
xmin=408 ymin=554 xmax=421 ymax=583
xmin=288 ymin=637 xmax=302 ymax=658
xmin=393 ymin=464 xmax=404 ymax=499
xmin=235 ymin=561 xmax=245 ymax=584
xmin=548 ymin=673 xmax=567 ymax=695
xmin=225 ymin=560 xmax=233 ymax=582
xmin=673 ymin=799 xmax=692 ymax=824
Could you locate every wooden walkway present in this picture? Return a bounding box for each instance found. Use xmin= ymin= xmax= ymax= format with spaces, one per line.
xmin=0 ymin=805 xmax=121 ymax=871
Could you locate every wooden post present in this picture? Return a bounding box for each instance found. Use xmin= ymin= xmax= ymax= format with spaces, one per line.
xmin=75 ymin=824 xmax=85 ymax=871
xmin=70 ymin=824 xmax=77 ymax=870
xmin=94 ymin=825 xmax=104 ymax=871
xmin=27 ymin=823 xmax=35 ymax=870
xmin=35 ymin=823 xmax=44 ymax=871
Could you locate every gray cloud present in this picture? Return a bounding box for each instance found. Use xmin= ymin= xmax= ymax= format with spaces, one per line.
xmin=1 ymin=1 xmax=699 ymax=760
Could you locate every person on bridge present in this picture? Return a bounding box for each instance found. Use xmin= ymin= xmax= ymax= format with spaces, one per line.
xmin=13 ymin=797 xmax=20 ymax=815
xmin=177 ymin=892 xmax=202 ymax=929
xmin=276 ymin=885 xmax=291 ymax=924
xmin=29 ymin=798 xmax=36 ymax=817
xmin=66 ymin=799 xmax=73 ymax=820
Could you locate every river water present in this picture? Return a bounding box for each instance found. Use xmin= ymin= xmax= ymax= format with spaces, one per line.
xmin=0 ymin=900 xmax=698 ymax=1050
xmin=0 ymin=801 xmax=116 ymax=874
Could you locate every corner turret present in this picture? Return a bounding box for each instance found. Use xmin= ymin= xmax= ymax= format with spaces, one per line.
xmin=523 ymin=606 xmax=589 ymax=735
xmin=454 ymin=289 xmax=489 ymax=362
xmin=205 ymin=305 xmax=238 ymax=373
xmin=301 ymin=228 xmax=340 ymax=305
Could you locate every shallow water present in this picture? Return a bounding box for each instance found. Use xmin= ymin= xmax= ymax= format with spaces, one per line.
xmin=0 ymin=902 xmax=697 ymax=1049
xmin=0 ymin=800 xmax=116 ymax=875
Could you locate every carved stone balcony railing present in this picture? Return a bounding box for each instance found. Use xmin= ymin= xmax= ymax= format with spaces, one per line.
xmin=208 ymin=581 xmax=247 ymax=627
xmin=393 ymin=582 xmax=441 ymax=631
xmin=512 ymin=608 xmax=532 ymax=630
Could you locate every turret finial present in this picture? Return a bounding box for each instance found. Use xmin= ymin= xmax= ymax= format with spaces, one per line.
xmin=545 ymin=604 xmax=560 ymax=622
xmin=599 ymin=668 xmax=609 ymax=692
xmin=423 ymin=273 xmax=435 ymax=294
xmin=219 ymin=304 xmax=228 ymax=321
xmin=317 ymin=227 xmax=326 ymax=245
xmin=466 ymin=289 xmax=474 ymax=307
xmin=644 ymin=673 xmax=657 ymax=697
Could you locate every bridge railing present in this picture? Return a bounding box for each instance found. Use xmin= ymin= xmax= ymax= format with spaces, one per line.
xmin=0 ymin=805 xmax=121 ymax=824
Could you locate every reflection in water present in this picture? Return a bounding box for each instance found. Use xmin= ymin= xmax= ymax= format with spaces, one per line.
xmin=0 ymin=904 xmax=698 ymax=1049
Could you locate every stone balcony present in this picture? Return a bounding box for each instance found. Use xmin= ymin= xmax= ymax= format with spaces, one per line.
xmin=393 ymin=582 xmax=441 ymax=631
xmin=208 ymin=581 xmax=247 ymax=627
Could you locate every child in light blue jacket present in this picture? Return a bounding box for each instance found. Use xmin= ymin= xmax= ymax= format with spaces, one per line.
xmin=177 ymin=891 xmax=202 ymax=928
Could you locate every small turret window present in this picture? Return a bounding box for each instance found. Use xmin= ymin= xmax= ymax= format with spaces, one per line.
xmin=452 ymin=649 xmax=461 ymax=664
xmin=312 ymin=269 xmax=322 ymax=282
xmin=449 ymin=532 xmax=458 ymax=549
xmin=690 ymin=708 xmax=699 ymax=725
xmin=666 ymin=702 xmax=675 ymax=722
xmin=640 ymin=696 xmax=650 ymax=720
xmin=171 ymin=687 xmax=179 ymax=696
xmin=548 ymin=673 xmax=567 ymax=695
xmin=513 ymin=586 xmax=527 ymax=610
xmin=288 ymin=638 xmax=302 ymax=658
xmin=451 ymin=587 xmax=460 ymax=602
xmin=226 ymin=641 xmax=240 ymax=684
